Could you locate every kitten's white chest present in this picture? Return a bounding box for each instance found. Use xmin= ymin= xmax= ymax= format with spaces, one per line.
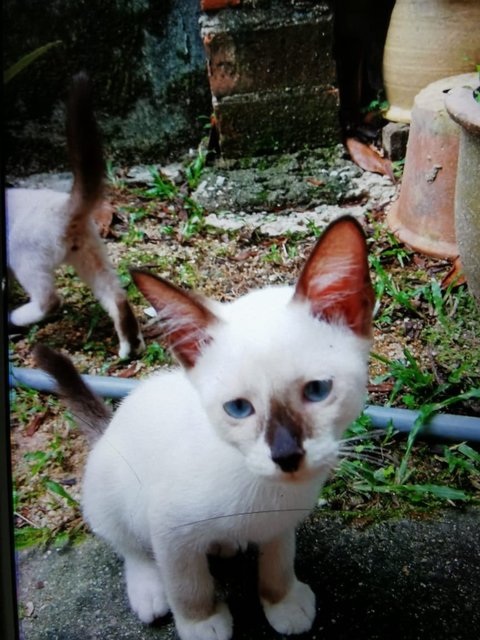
xmin=160 ymin=471 xmax=322 ymax=551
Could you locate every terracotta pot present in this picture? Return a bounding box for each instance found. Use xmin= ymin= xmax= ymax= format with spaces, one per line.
xmin=383 ymin=0 xmax=480 ymax=123
xmin=387 ymin=74 xmax=478 ymax=259
xmin=445 ymin=83 xmax=480 ymax=303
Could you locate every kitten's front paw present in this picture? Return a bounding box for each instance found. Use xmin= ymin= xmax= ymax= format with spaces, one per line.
xmin=126 ymin=563 xmax=169 ymax=623
xmin=175 ymin=603 xmax=233 ymax=640
xmin=262 ymin=579 xmax=316 ymax=635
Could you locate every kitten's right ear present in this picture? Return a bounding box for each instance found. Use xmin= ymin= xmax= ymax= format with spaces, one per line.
xmin=131 ymin=270 xmax=218 ymax=368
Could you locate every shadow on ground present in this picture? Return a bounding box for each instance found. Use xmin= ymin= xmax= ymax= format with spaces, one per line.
xmin=18 ymin=506 xmax=480 ymax=640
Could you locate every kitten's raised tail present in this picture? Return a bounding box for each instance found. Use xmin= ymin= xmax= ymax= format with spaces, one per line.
xmin=66 ymin=71 xmax=105 ymax=218
xmin=33 ymin=345 xmax=111 ymax=443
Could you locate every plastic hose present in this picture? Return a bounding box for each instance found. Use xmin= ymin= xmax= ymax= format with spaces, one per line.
xmin=9 ymin=366 xmax=480 ymax=443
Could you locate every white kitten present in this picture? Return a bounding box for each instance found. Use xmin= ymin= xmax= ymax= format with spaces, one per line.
xmin=7 ymin=72 xmax=144 ymax=359
xmin=34 ymin=215 xmax=374 ymax=640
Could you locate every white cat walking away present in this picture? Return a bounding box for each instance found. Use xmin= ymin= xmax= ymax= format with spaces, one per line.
xmin=7 ymin=72 xmax=144 ymax=359
xmin=34 ymin=215 xmax=374 ymax=640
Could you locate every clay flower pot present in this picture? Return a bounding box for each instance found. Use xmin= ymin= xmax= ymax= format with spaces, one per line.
xmin=387 ymin=74 xmax=478 ymax=259
xmin=383 ymin=0 xmax=480 ymax=123
xmin=445 ymin=82 xmax=480 ymax=303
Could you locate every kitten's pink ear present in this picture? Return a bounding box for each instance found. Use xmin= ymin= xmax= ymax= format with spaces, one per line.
xmin=293 ymin=216 xmax=374 ymax=337
xmin=131 ymin=270 xmax=218 ymax=368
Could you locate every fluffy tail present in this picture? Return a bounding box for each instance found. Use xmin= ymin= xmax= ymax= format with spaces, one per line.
xmin=33 ymin=344 xmax=111 ymax=443
xmin=66 ymin=71 xmax=105 ymax=221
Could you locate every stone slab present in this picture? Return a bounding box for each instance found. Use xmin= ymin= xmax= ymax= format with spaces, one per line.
xmin=17 ymin=507 xmax=480 ymax=639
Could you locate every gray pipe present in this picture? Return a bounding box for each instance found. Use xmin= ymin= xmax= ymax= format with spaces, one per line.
xmin=10 ymin=366 xmax=138 ymax=400
xmin=9 ymin=367 xmax=480 ymax=443
xmin=363 ymin=405 xmax=480 ymax=443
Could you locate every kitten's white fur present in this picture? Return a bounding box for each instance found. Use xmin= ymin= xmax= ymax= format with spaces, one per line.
xmin=83 ymin=294 xmax=370 ymax=639
xmin=36 ymin=216 xmax=373 ymax=640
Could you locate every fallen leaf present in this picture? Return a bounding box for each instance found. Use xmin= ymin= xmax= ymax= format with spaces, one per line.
xmin=441 ymin=257 xmax=466 ymax=289
xmin=25 ymin=413 xmax=46 ymax=437
xmin=413 ymin=255 xmax=428 ymax=269
xmin=232 ymin=249 xmax=258 ymax=262
xmin=367 ymin=382 xmax=394 ymax=393
xmin=346 ymin=137 xmax=396 ymax=182
xmin=305 ymin=177 xmax=325 ymax=187
xmin=117 ymin=362 xmax=143 ymax=378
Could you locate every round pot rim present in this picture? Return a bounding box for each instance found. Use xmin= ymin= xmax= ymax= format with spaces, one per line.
xmin=445 ymin=85 xmax=480 ymax=135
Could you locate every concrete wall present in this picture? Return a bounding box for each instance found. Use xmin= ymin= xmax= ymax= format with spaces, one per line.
xmin=3 ymin=0 xmax=212 ymax=174
xmin=3 ymin=1 xmax=394 ymax=172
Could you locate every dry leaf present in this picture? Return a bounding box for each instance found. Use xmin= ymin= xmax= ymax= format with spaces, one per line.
xmin=25 ymin=413 xmax=45 ymax=437
xmin=232 ymin=249 xmax=258 ymax=262
xmin=117 ymin=362 xmax=143 ymax=379
xmin=441 ymin=257 xmax=466 ymax=289
xmin=346 ymin=137 xmax=396 ymax=182
xmin=305 ymin=177 xmax=325 ymax=187
xmin=367 ymin=382 xmax=394 ymax=393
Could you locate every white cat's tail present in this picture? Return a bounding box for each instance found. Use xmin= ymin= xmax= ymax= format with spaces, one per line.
xmin=66 ymin=71 xmax=105 ymax=222
xmin=33 ymin=344 xmax=111 ymax=443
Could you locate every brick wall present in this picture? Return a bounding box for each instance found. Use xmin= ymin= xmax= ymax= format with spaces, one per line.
xmin=200 ymin=0 xmax=340 ymax=157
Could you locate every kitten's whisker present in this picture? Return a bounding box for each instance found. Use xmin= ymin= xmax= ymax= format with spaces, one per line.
xmin=337 ymin=450 xmax=395 ymax=467
xmin=339 ymin=443 xmax=394 ymax=457
xmin=340 ymin=429 xmax=387 ymax=443
xmin=339 ymin=443 xmax=394 ymax=458
xmin=170 ymin=508 xmax=312 ymax=530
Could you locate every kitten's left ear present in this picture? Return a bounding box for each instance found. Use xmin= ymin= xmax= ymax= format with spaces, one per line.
xmin=293 ymin=216 xmax=374 ymax=338
xmin=131 ymin=270 xmax=218 ymax=368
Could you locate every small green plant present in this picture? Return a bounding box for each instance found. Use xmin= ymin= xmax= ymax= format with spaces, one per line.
xmin=145 ymin=167 xmax=178 ymax=200
xmin=181 ymin=196 xmax=205 ymax=239
xmin=10 ymin=388 xmax=47 ymax=425
xmin=262 ymin=243 xmax=283 ymax=264
xmin=121 ymin=207 xmax=148 ymax=246
xmin=361 ymin=97 xmax=389 ymax=115
xmin=143 ymin=342 xmax=168 ymax=366
xmin=369 ymin=255 xmax=419 ymax=322
xmin=185 ymin=144 xmax=207 ymax=190
xmin=105 ymin=159 xmax=125 ymax=188
xmin=372 ymin=348 xmax=436 ymax=408
xmin=305 ymin=219 xmax=325 ymax=239
xmin=4 ymin=41 xmax=63 ymax=84
xmin=177 ymin=262 xmax=199 ymax=288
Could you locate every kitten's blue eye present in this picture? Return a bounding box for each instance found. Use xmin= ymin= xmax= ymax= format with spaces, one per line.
xmin=303 ymin=380 xmax=332 ymax=402
xmin=223 ymin=398 xmax=255 ymax=419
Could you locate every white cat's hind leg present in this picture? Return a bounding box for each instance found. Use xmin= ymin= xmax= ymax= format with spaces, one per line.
xmin=124 ymin=554 xmax=169 ymax=623
xmin=9 ymin=268 xmax=61 ymax=326
xmin=67 ymin=228 xmax=144 ymax=358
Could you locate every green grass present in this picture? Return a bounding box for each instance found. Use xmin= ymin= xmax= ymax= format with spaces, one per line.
xmin=12 ymin=387 xmax=86 ymax=550
xmin=9 ymin=150 xmax=480 ymax=548
xmin=322 ymin=411 xmax=480 ymax=520
xmin=321 ymin=214 xmax=480 ymax=518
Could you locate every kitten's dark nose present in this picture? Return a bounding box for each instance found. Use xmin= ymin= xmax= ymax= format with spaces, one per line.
xmin=270 ymin=425 xmax=305 ymax=473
